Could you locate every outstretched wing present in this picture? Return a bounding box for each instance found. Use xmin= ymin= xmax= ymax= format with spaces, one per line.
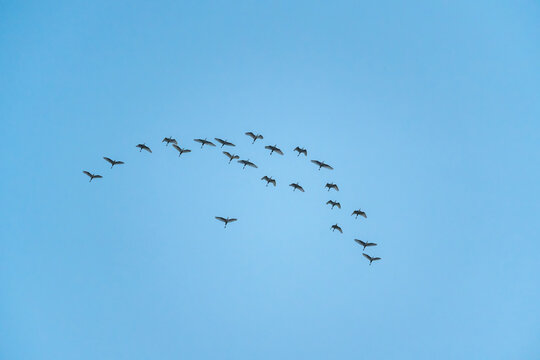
xmin=214 ymin=138 xmax=225 ymax=145
xmin=261 ymin=176 xmax=269 ymax=181
xmin=336 ymin=202 xmax=341 ymax=209
xmin=162 ymin=137 xmax=168 ymax=143
xmin=363 ymin=253 xmax=373 ymax=261
xmin=337 ymin=226 xmax=343 ymax=233
xmin=173 ymin=144 xmax=181 ymax=152
xmin=333 ymin=184 xmax=340 ymax=191
xmin=143 ymin=146 xmax=152 ymax=153
xmin=245 ymin=132 xmax=256 ymax=139
xmin=183 ymin=149 xmax=191 ymax=153
xmin=206 ymin=140 xmax=216 ymax=147
xmin=269 ymin=179 xmax=276 ymax=186
xmin=194 ymin=139 xmax=203 ymax=144
xmin=366 ymin=242 xmax=377 ymax=247
xmin=298 ymin=186 xmax=305 ymax=192
xmin=301 ymin=149 xmax=307 ymax=156
xmin=116 ymin=161 xmax=125 ymax=165
xmin=321 ymin=163 xmax=334 ymax=170
xmin=372 ymin=257 xmax=381 ymax=261
xmin=247 ymin=162 xmax=258 ymax=168
xmin=93 ymin=175 xmax=103 ymax=179
xmin=83 ymin=171 xmax=92 ymax=177
xmin=294 ymin=146 xmax=301 ymax=153
xmin=103 ymin=157 xmax=114 ymax=164
xmin=223 ymin=151 xmax=233 ymax=159
xmin=360 ymin=211 xmax=367 ymax=218
xmin=311 ymin=160 xmax=322 ymax=166
xmin=264 ymin=145 xmax=273 ymax=151
xmin=215 ymin=217 xmax=227 ymax=223
xmin=355 ymin=239 xmax=367 ymax=247
xmin=228 ymin=218 xmax=238 ymax=223
xmin=326 ymin=200 xmax=333 ymax=205
xmin=274 ymin=148 xmax=284 ymax=155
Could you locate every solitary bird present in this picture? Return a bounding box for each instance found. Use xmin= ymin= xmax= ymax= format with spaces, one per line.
xmin=222 ymin=151 xmax=239 ymax=163
xmin=215 ymin=216 xmax=238 ymax=228
xmin=82 ymin=171 xmax=102 ymax=182
xmin=363 ymin=253 xmax=381 ymax=265
xmin=325 ymin=183 xmax=339 ymax=192
xmin=289 ymin=183 xmax=305 ymax=192
xmin=264 ymin=144 xmax=284 ymax=155
xmin=331 ymin=224 xmax=343 ymax=233
xmin=245 ymin=131 xmax=264 ymax=143
xmin=326 ymin=200 xmax=341 ymax=209
xmin=194 ymin=138 xmax=216 ymax=148
xmin=261 ymin=176 xmax=276 ymax=187
xmin=237 ymin=159 xmax=258 ymax=169
xmin=351 ymin=209 xmax=367 ymax=219
xmin=136 ymin=143 xmax=152 ymax=153
xmin=172 ymin=144 xmax=191 ymax=157
xmin=162 ymin=137 xmax=177 ymax=146
xmin=311 ymin=160 xmax=333 ymax=170
xmin=103 ymin=157 xmax=124 ymax=168
xmin=214 ymin=138 xmax=235 ymax=147
xmin=293 ymin=147 xmax=307 ymax=156
xmin=355 ymin=239 xmax=377 ymax=250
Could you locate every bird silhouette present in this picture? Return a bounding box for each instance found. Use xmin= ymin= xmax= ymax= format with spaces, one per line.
xmin=237 ymin=159 xmax=258 ymax=169
xmin=103 ymin=157 xmax=124 ymax=168
xmin=261 ymin=176 xmax=276 ymax=187
xmin=311 ymin=160 xmax=333 ymax=170
xmin=215 ymin=216 xmax=237 ymax=228
xmin=214 ymin=138 xmax=235 ymax=147
xmin=82 ymin=171 xmax=102 ymax=182
xmin=331 ymin=224 xmax=343 ymax=233
xmin=325 ymin=183 xmax=339 ymax=192
xmin=194 ymin=138 xmax=216 ymax=148
xmin=363 ymin=253 xmax=381 ymax=265
xmin=326 ymin=200 xmax=341 ymax=209
xmin=172 ymin=144 xmax=191 ymax=157
xmin=264 ymin=144 xmax=284 ymax=155
xmin=293 ymin=147 xmax=307 ymax=156
xmin=222 ymin=151 xmax=240 ymax=163
xmin=162 ymin=137 xmax=177 ymax=146
xmin=351 ymin=209 xmax=367 ymax=219
xmin=289 ymin=183 xmax=305 ymax=192
xmin=355 ymin=239 xmax=377 ymax=250
xmin=245 ymin=132 xmax=264 ymax=143
xmin=136 ymin=143 xmax=152 ymax=153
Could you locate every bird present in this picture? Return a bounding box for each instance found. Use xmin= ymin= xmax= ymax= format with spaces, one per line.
xmin=194 ymin=138 xmax=216 ymax=148
xmin=214 ymin=138 xmax=235 ymax=147
xmin=162 ymin=137 xmax=177 ymax=146
xmin=103 ymin=157 xmax=124 ymax=168
xmin=261 ymin=176 xmax=276 ymax=187
xmin=325 ymin=183 xmax=339 ymax=192
xmin=351 ymin=209 xmax=367 ymax=219
xmin=136 ymin=143 xmax=152 ymax=153
xmin=215 ymin=216 xmax=237 ymax=228
xmin=293 ymin=147 xmax=307 ymax=156
xmin=311 ymin=160 xmax=333 ymax=170
xmin=355 ymin=239 xmax=377 ymax=250
xmin=172 ymin=144 xmax=191 ymax=157
xmin=326 ymin=200 xmax=341 ymax=209
xmin=363 ymin=253 xmax=381 ymax=265
xmin=82 ymin=171 xmax=102 ymax=182
xmin=223 ymin=151 xmax=240 ymax=163
xmin=237 ymin=159 xmax=258 ymax=169
xmin=264 ymin=144 xmax=284 ymax=155
xmin=245 ymin=131 xmax=264 ymax=143
xmin=331 ymin=224 xmax=343 ymax=233
xmin=289 ymin=183 xmax=304 ymax=192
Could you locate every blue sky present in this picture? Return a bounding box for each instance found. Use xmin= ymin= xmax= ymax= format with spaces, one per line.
xmin=1 ymin=1 xmax=539 ymax=359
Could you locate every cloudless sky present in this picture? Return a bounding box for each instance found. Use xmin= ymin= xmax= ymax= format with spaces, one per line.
xmin=1 ymin=1 xmax=539 ymax=359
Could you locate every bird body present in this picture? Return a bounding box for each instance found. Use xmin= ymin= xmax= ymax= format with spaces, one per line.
xmin=363 ymin=253 xmax=381 ymax=265
xmin=352 ymin=209 xmax=367 ymax=219
xmin=289 ymin=183 xmax=304 ymax=192
xmin=136 ymin=143 xmax=152 ymax=153
xmin=331 ymin=224 xmax=343 ymax=233
xmin=82 ymin=171 xmax=102 ymax=182
xmin=261 ymin=176 xmax=276 ymax=187
xmin=103 ymin=157 xmax=124 ymax=168
xmin=264 ymin=144 xmax=284 ymax=155
xmin=194 ymin=138 xmax=216 ymax=148
xmin=326 ymin=200 xmax=341 ymax=209
xmin=355 ymin=239 xmax=377 ymax=250
xmin=311 ymin=160 xmax=333 ymax=170
xmin=214 ymin=138 xmax=235 ymax=147
xmin=325 ymin=183 xmax=339 ymax=192
xmin=237 ymin=159 xmax=257 ymax=169
xmin=215 ymin=216 xmax=238 ymax=228
xmin=293 ymin=147 xmax=307 ymax=156
xmin=162 ymin=137 xmax=177 ymax=146
xmin=172 ymin=144 xmax=191 ymax=157
xmin=245 ymin=132 xmax=264 ymax=143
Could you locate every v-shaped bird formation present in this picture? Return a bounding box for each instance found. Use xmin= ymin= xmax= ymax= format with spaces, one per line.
xmin=82 ymin=132 xmax=382 ymax=266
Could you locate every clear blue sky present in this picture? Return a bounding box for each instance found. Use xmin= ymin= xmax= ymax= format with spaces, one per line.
xmin=1 ymin=1 xmax=539 ymax=359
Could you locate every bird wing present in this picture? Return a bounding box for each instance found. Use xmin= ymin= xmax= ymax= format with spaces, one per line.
xmin=245 ymin=132 xmax=255 ymax=139
xmin=162 ymin=137 xmax=168 ymax=142
xmin=194 ymin=139 xmax=203 ymax=143
xmin=215 ymin=138 xmax=225 ymax=145
xmin=173 ymin=144 xmax=181 ymax=152
xmin=336 ymin=203 xmax=341 ymax=209
xmin=311 ymin=160 xmax=322 ymax=166
xmin=355 ymin=239 xmax=367 ymax=246
xmin=301 ymin=149 xmax=307 ymax=156
xmin=373 ymin=257 xmax=381 ymax=261
xmin=326 ymin=200 xmax=332 ymax=205
xmin=83 ymin=171 xmax=92 ymax=177
xmin=170 ymin=139 xmax=177 ymax=144
xmin=103 ymin=157 xmax=113 ymax=164
xmin=223 ymin=151 xmax=233 ymax=159
xmin=275 ymin=148 xmax=284 ymax=155
xmin=207 ymin=141 xmax=216 ymax=147
xmin=144 ymin=146 xmax=152 ymax=153
xmin=294 ymin=147 xmax=301 ymax=152
xmin=183 ymin=149 xmax=192 ymax=153
xmin=333 ymin=184 xmax=339 ymax=191
xmin=322 ymin=163 xmax=334 ymax=170
xmin=116 ymin=161 xmax=124 ymax=165
xmin=215 ymin=217 xmax=226 ymax=222
xmin=94 ymin=175 xmax=103 ymax=179
xmin=257 ymin=134 xmax=263 ymax=139
xmin=264 ymin=145 xmax=273 ymax=151
xmin=360 ymin=212 xmax=367 ymax=218
xmin=261 ymin=176 xmax=269 ymax=181
xmin=270 ymin=179 xmax=276 ymax=186
xmin=337 ymin=227 xmax=343 ymax=233
xmin=237 ymin=160 xmax=245 ymax=164
xmin=247 ymin=162 xmax=257 ymax=168
xmin=228 ymin=218 xmax=238 ymax=223
xmin=366 ymin=242 xmax=377 ymax=247
xmin=363 ymin=253 xmax=373 ymax=261
xmin=298 ymin=186 xmax=305 ymax=192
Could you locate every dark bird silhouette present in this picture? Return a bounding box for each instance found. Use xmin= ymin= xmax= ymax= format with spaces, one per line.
xmin=194 ymin=138 xmax=216 ymax=148
xmin=245 ymin=131 xmax=264 ymax=143
xmin=103 ymin=157 xmax=124 ymax=168
xmin=214 ymin=138 xmax=235 ymax=147
xmin=355 ymin=239 xmax=377 ymax=250
xmin=223 ymin=151 xmax=240 ymax=163
xmin=237 ymin=159 xmax=258 ymax=169
xmin=331 ymin=224 xmax=343 ymax=233
xmin=289 ymin=183 xmax=304 ymax=192
xmin=261 ymin=176 xmax=276 ymax=187
xmin=82 ymin=171 xmax=102 ymax=182
xmin=311 ymin=160 xmax=333 ymax=170
xmin=215 ymin=216 xmax=237 ymax=228
xmin=326 ymin=200 xmax=341 ymax=209
xmin=172 ymin=144 xmax=191 ymax=157
xmin=351 ymin=209 xmax=367 ymax=219
xmin=363 ymin=253 xmax=381 ymax=265
xmin=136 ymin=143 xmax=152 ymax=153
xmin=325 ymin=183 xmax=339 ymax=192
xmin=162 ymin=137 xmax=177 ymax=146
xmin=264 ymin=144 xmax=284 ymax=155
xmin=293 ymin=147 xmax=307 ymax=156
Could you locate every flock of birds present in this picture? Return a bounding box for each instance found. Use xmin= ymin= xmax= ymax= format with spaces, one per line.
xmin=83 ymin=131 xmax=382 ymax=266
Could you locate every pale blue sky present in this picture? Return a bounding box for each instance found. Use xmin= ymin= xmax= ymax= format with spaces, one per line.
xmin=1 ymin=1 xmax=539 ymax=359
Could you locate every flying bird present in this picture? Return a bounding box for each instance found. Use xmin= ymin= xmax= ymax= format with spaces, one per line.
xmin=331 ymin=224 xmax=343 ymax=233
xmin=245 ymin=132 xmax=264 ymax=143
xmin=223 ymin=151 xmax=240 ymax=163
xmin=162 ymin=137 xmax=177 ymax=146
xmin=355 ymin=239 xmax=377 ymax=250
xmin=325 ymin=183 xmax=339 ymax=192
xmin=326 ymin=200 xmax=341 ymax=209
xmin=311 ymin=160 xmax=333 ymax=170
xmin=237 ymin=159 xmax=258 ymax=169
xmin=194 ymin=138 xmax=216 ymax=148
xmin=103 ymin=157 xmax=124 ymax=168
xmin=214 ymin=138 xmax=235 ymax=147
xmin=261 ymin=176 xmax=276 ymax=187
xmin=82 ymin=171 xmax=102 ymax=182
xmin=172 ymin=144 xmax=191 ymax=157
xmin=289 ymin=183 xmax=305 ymax=192
xmin=264 ymin=144 xmax=284 ymax=155
xmin=136 ymin=143 xmax=152 ymax=153
xmin=293 ymin=147 xmax=307 ymax=156
xmin=352 ymin=209 xmax=367 ymax=219
xmin=363 ymin=253 xmax=381 ymax=265
xmin=215 ymin=216 xmax=237 ymax=228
